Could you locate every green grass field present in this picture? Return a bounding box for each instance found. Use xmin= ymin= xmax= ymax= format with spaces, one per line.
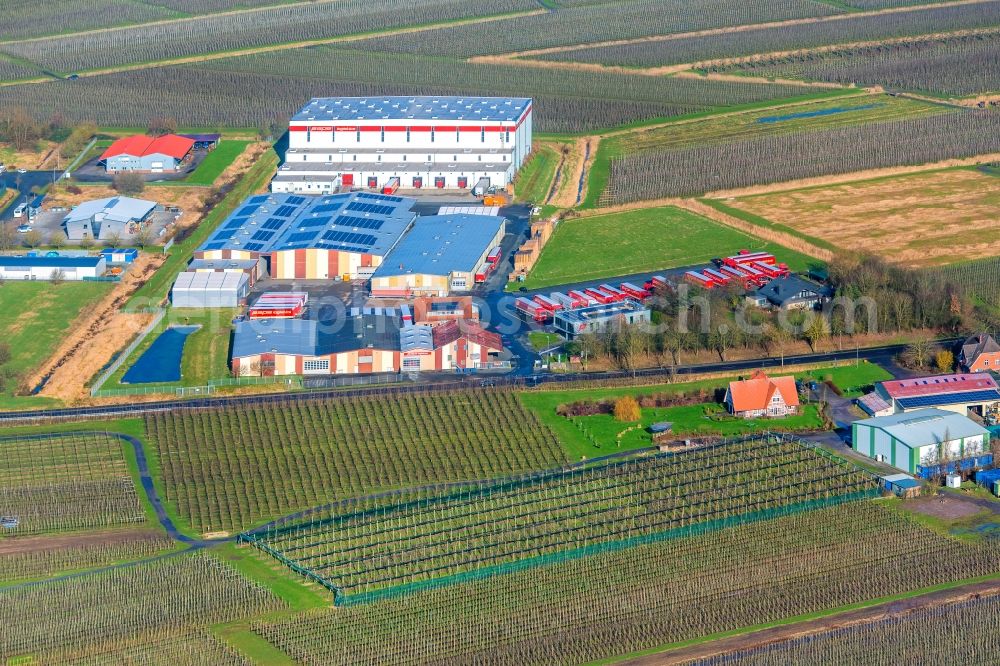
xmin=517 ymin=206 xmax=817 ymax=290
xmin=803 ymin=362 xmax=892 ymax=397
xmin=528 ymin=331 xmax=563 ymax=351
xmin=515 ymin=143 xmax=561 ymax=204
xmin=0 ymin=280 xmax=111 ymax=407
xmin=178 ymin=140 xmax=251 ymax=186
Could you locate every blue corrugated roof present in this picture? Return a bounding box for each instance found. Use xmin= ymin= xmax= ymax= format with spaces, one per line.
xmin=371 ymin=214 xmax=505 ymax=279
xmin=896 ymin=389 xmax=1000 ymax=410
xmin=292 ymin=96 xmax=531 ymax=123
xmin=232 ymin=314 xmax=402 ymax=358
xmin=0 ymin=255 xmax=102 ymax=268
xmin=199 ymin=192 xmax=416 ymax=257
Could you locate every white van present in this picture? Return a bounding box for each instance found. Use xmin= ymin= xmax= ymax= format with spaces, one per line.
xmin=12 ymin=203 xmax=26 ymax=218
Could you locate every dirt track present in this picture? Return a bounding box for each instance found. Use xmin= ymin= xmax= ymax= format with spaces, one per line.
xmin=622 ymin=578 xmax=1000 ymax=665
xmin=704 ymin=152 xmax=1000 ymax=199
xmin=0 ymin=528 xmax=166 ymax=555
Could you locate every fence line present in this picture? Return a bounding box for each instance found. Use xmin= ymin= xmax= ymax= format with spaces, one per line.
xmin=90 ymin=309 xmax=166 ymax=397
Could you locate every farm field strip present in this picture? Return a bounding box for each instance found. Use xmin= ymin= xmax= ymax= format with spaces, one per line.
xmin=52 ymin=629 xmax=253 ymax=666
xmin=536 ymin=1 xmax=1000 ymax=69
xmin=695 ymin=592 xmax=1000 ymax=665
xmin=243 ymin=435 xmax=878 ymax=603
xmin=252 ymin=501 xmax=1000 ymax=665
xmin=0 ymin=532 xmax=177 ymax=584
xmin=0 ymin=0 xmax=540 ymax=74
xmin=0 ymin=56 xmax=815 ymax=134
xmin=719 ymin=167 xmax=1000 ymax=266
xmin=603 ymin=107 xmax=1000 ymax=203
xmin=352 ymin=0 xmax=842 ymax=58
xmin=0 ymin=432 xmax=145 ymax=535
xmin=719 ymin=31 xmax=1000 ymax=97
xmin=146 ymin=391 xmax=567 ymax=534
xmin=0 ymin=552 xmax=280 ymax=661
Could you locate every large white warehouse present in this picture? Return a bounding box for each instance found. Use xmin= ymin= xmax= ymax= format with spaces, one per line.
xmin=271 ymin=96 xmax=533 ymax=195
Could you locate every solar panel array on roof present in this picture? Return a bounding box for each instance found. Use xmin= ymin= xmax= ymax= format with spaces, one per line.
xmin=198 ymin=191 xmax=416 ymax=257
xmin=338 ymin=215 xmax=384 ymax=231
xmin=312 ymin=204 xmax=342 ymax=214
xmin=292 ymin=96 xmax=531 ymax=123
xmin=347 ymin=201 xmax=393 ymax=216
xmin=248 ymin=195 xmax=269 ymax=204
xmin=897 ymin=390 xmax=1000 ymax=410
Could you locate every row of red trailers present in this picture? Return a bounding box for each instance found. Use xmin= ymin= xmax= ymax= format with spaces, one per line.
xmin=684 ymin=251 xmax=789 ymax=290
xmin=474 ymin=246 xmax=505 ymax=284
xmin=248 ymin=292 xmax=308 ymax=319
xmin=515 ymin=279 xmax=664 ymax=323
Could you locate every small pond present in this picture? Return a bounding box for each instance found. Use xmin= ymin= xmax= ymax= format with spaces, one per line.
xmin=121 ymin=325 xmax=199 ymax=384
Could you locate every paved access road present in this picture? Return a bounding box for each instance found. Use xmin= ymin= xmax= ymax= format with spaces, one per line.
xmin=0 ymin=342 xmax=926 ymax=423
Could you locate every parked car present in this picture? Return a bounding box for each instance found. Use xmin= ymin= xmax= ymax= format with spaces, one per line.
xmin=12 ymin=204 xmax=26 ymax=218
xmin=0 ymin=164 xmax=6 ymax=173
xmin=16 ymin=224 xmax=30 ymax=233
xmin=16 ymin=167 xmax=27 ymax=174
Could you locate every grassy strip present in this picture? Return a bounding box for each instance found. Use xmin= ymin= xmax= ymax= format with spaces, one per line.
xmin=593 ymin=567 xmax=1000 ymax=665
xmin=125 ymin=147 xmax=277 ymax=310
xmin=515 ymin=143 xmax=561 ymax=204
xmin=169 ymin=140 xmax=252 ymax=187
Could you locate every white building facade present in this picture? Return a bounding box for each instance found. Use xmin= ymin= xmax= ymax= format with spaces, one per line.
xmin=272 ymin=96 xmax=533 ymax=195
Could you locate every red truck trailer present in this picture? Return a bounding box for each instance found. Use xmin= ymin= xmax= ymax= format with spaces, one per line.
xmin=702 ymin=267 xmax=732 ymax=286
xmin=584 ymin=288 xmax=615 ymax=304
xmin=598 ymin=284 xmax=627 ymax=302
xmin=533 ymin=294 xmax=563 ymax=312
xmin=719 ymin=266 xmax=757 ymax=289
xmin=474 ymin=263 xmax=493 ymax=284
xmin=566 ymin=290 xmax=591 ymax=308
xmin=515 ymin=297 xmax=549 ymax=322
xmin=620 ymin=282 xmax=650 ymax=299
xmin=550 ymin=292 xmax=577 ymax=310
xmin=382 ymin=177 xmax=400 ymax=195
xmin=644 ymin=275 xmax=668 ymax=291
xmin=726 ymin=251 xmax=775 ymax=267
xmin=685 ymin=271 xmax=715 ymax=288
xmin=487 ymin=246 xmax=503 ymax=266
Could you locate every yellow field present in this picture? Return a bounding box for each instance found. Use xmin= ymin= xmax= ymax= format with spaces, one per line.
xmin=726 ymin=168 xmax=1000 ymax=266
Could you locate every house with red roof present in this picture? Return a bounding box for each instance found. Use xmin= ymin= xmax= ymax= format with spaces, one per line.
xmin=960 ymin=333 xmax=1000 ymax=373
xmin=724 ymin=370 xmax=800 ymax=419
xmin=100 ymin=134 xmax=195 ymax=173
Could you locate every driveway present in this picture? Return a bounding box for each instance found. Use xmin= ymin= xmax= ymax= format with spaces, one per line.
xmin=1 ymin=170 xmax=58 ymax=220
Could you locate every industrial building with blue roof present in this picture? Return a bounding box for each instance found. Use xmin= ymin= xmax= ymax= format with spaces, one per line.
xmin=195 ymin=191 xmax=418 ymax=280
xmin=370 ymin=214 xmax=506 ymax=297
xmin=274 ymin=95 xmax=533 ymax=195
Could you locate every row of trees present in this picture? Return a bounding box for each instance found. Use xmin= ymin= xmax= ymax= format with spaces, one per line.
xmin=0 ymin=220 xmax=153 ymax=250
xmin=563 ymin=255 xmax=979 ymax=371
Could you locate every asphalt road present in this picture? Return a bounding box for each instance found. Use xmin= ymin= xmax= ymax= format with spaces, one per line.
xmin=0 ymin=341 xmax=922 ymax=423
xmin=0 ymin=170 xmax=56 ymax=220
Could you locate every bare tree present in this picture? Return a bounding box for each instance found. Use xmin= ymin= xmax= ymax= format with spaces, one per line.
xmin=113 ymin=173 xmax=145 ymax=196
xmin=49 ymin=268 xmax=66 ymax=285
xmin=21 ymin=228 xmax=43 ymax=248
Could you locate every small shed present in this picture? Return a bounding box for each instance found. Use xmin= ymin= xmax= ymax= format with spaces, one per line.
xmin=100 ymin=248 xmax=139 ymax=264
xmin=881 ymin=473 xmax=921 ymax=498
xmin=171 ymin=270 xmax=248 ymax=308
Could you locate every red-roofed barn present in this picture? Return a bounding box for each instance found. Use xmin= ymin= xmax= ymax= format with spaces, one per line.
xmin=725 ymin=370 xmax=800 ymax=418
xmin=100 ymin=134 xmax=195 ymax=173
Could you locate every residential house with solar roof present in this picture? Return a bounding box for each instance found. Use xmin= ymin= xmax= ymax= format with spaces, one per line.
xmin=272 ymin=96 xmax=533 ymax=194
xmin=857 ymin=372 xmax=1000 ymax=418
xmin=230 ymin=306 xmax=504 ymax=376
xmin=194 ymin=191 xmax=417 ymax=280
xmin=369 ymin=214 xmax=506 ymax=297
xmin=852 ymin=408 xmax=991 ymax=477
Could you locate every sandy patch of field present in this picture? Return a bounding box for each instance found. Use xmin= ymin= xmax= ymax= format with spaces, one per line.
xmin=26 ymin=253 xmax=164 ymax=402
xmin=0 ymin=528 xmax=165 ymax=556
xmin=727 ymin=167 xmax=1000 ymax=266
xmin=550 ymin=137 xmax=592 ymax=208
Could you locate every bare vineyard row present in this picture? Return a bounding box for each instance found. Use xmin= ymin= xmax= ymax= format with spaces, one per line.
xmin=248 ymin=437 xmax=876 ymax=601
xmin=0 ymin=0 xmax=536 ymax=73
xmin=0 ymin=533 xmax=175 ymax=583
xmin=0 ymin=553 xmax=280 ymax=660
xmin=720 ymin=32 xmax=1000 ymax=97
xmin=604 ymin=109 xmax=1000 ymax=203
xmin=253 ymin=502 xmax=1000 ymax=665
xmin=542 ymin=1 xmax=1000 ymax=68
xmin=146 ymin=390 xmax=566 ymax=533
xmin=355 ymin=0 xmax=839 ymax=58
xmin=0 ymin=54 xmax=812 ymax=133
xmin=0 ymin=433 xmax=145 ymax=535
xmin=696 ymin=593 xmax=1000 ymax=665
